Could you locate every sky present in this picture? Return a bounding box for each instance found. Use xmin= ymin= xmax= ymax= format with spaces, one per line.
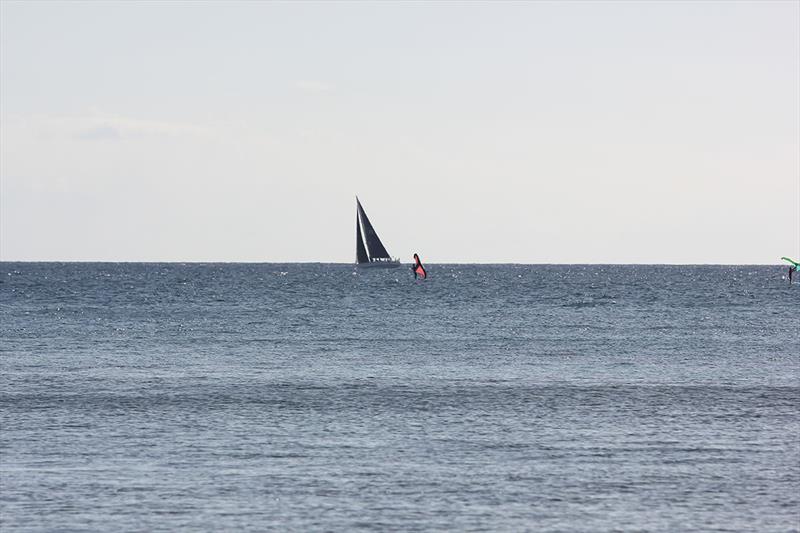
xmin=1 ymin=1 xmax=798 ymax=263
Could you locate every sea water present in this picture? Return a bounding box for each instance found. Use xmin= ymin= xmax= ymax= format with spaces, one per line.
xmin=1 ymin=263 xmax=798 ymax=532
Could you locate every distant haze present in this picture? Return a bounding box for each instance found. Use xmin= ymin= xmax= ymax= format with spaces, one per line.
xmin=1 ymin=1 xmax=798 ymax=263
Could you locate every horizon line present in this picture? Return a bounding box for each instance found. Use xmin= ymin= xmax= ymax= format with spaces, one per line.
xmin=0 ymin=260 xmax=789 ymax=266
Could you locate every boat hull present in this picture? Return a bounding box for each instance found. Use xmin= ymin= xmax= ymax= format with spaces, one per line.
xmin=356 ymin=261 xmax=401 ymax=269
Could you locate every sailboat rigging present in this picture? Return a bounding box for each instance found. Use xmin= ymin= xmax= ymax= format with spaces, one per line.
xmin=355 ymin=197 xmax=400 ymax=268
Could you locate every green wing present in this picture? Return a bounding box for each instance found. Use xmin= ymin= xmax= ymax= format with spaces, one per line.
xmin=781 ymin=257 xmax=799 ymax=267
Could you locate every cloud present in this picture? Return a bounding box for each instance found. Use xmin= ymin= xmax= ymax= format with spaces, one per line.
xmin=76 ymin=125 xmax=122 ymax=141
xmin=294 ymin=80 xmax=334 ymax=93
xmin=1 ymin=112 xmax=216 ymax=142
xmin=73 ymin=114 xmax=214 ymax=140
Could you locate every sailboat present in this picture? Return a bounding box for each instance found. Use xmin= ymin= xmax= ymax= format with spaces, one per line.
xmin=355 ymin=197 xmax=400 ymax=268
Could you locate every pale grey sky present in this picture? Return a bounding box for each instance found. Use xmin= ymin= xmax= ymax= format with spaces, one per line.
xmin=1 ymin=1 xmax=798 ymax=263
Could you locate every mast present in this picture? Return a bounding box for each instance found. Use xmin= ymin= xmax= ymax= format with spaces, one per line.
xmin=356 ymin=205 xmax=369 ymax=264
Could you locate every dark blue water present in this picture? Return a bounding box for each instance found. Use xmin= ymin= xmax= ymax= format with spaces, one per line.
xmin=1 ymin=263 xmax=798 ymax=531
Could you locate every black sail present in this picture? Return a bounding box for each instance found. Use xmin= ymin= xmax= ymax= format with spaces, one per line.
xmin=355 ymin=210 xmax=369 ymax=264
xmin=356 ymin=198 xmax=391 ymax=260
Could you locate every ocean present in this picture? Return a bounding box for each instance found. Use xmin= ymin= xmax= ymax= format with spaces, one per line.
xmin=1 ymin=263 xmax=798 ymax=531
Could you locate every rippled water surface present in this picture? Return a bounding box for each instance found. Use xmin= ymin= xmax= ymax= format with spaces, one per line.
xmin=1 ymin=263 xmax=798 ymax=531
